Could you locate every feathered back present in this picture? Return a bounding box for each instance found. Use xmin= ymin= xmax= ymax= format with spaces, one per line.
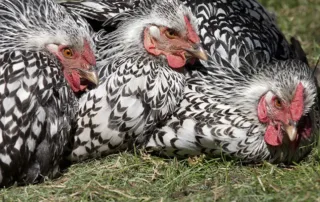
xmin=182 ymin=0 xmax=294 ymax=61
xmin=57 ymin=0 xmax=139 ymax=22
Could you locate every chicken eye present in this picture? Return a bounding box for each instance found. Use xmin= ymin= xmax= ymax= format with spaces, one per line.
xmin=62 ymin=48 xmax=74 ymax=58
xmin=274 ymin=97 xmax=282 ymax=109
xmin=165 ymin=28 xmax=178 ymax=39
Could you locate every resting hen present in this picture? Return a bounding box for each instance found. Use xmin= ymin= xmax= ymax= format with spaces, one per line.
xmin=69 ymin=0 xmax=207 ymax=161
xmin=145 ymin=36 xmax=319 ymax=163
xmin=0 ymin=0 xmax=98 ymax=187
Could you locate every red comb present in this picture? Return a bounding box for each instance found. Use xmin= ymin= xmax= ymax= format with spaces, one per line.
xmin=184 ymin=16 xmax=200 ymax=43
xmin=290 ymin=82 xmax=304 ymax=121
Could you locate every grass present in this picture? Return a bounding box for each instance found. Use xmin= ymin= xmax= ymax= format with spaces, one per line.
xmin=2 ymin=151 xmax=320 ymax=201
xmin=260 ymin=0 xmax=320 ymax=65
xmin=2 ymin=0 xmax=320 ymax=201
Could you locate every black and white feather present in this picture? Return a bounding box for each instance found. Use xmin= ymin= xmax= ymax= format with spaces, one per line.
xmin=145 ymin=36 xmax=319 ymax=163
xmin=0 ymin=0 xmax=95 ymax=187
xmin=59 ymin=0 xmax=317 ymax=163
xmin=59 ymin=0 xmax=296 ymax=62
xmin=57 ymin=0 xmax=140 ymax=31
xmin=181 ymin=0 xmax=295 ymax=61
xmin=57 ymin=0 xmax=139 ymax=21
xmin=69 ymin=0 xmax=200 ymax=161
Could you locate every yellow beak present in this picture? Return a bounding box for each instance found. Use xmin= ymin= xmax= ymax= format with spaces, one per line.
xmin=284 ymin=120 xmax=298 ymax=142
xmin=75 ymin=67 xmax=99 ymax=87
xmin=185 ymin=43 xmax=208 ymax=61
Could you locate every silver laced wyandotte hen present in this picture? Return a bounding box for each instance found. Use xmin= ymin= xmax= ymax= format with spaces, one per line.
xmin=64 ymin=0 xmax=207 ymax=162
xmin=58 ymin=0 xmax=317 ymax=163
xmin=0 ymin=0 xmax=98 ymax=187
xmin=145 ymin=30 xmax=320 ymax=163
xmin=59 ymin=0 xmax=301 ymax=62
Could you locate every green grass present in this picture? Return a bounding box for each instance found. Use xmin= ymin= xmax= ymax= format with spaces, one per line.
xmin=2 ymin=1 xmax=320 ymax=201
xmin=260 ymin=0 xmax=320 ymax=65
xmin=2 ymin=151 xmax=320 ymax=201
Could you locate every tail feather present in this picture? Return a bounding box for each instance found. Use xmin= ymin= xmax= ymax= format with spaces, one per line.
xmin=290 ymin=36 xmax=309 ymax=65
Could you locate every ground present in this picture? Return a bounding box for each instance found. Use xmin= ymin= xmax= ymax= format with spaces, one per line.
xmin=2 ymin=0 xmax=320 ymax=201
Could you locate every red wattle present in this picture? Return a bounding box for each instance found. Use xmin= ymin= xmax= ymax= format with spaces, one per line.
xmin=64 ymin=71 xmax=81 ymax=92
xmin=144 ymin=28 xmax=186 ymax=69
xmin=264 ymin=124 xmax=283 ymax=146
xmin=166 ymin=53 xmax=186 ymax=68
xmin=300 ymin=116 xmax=312 ymax=139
